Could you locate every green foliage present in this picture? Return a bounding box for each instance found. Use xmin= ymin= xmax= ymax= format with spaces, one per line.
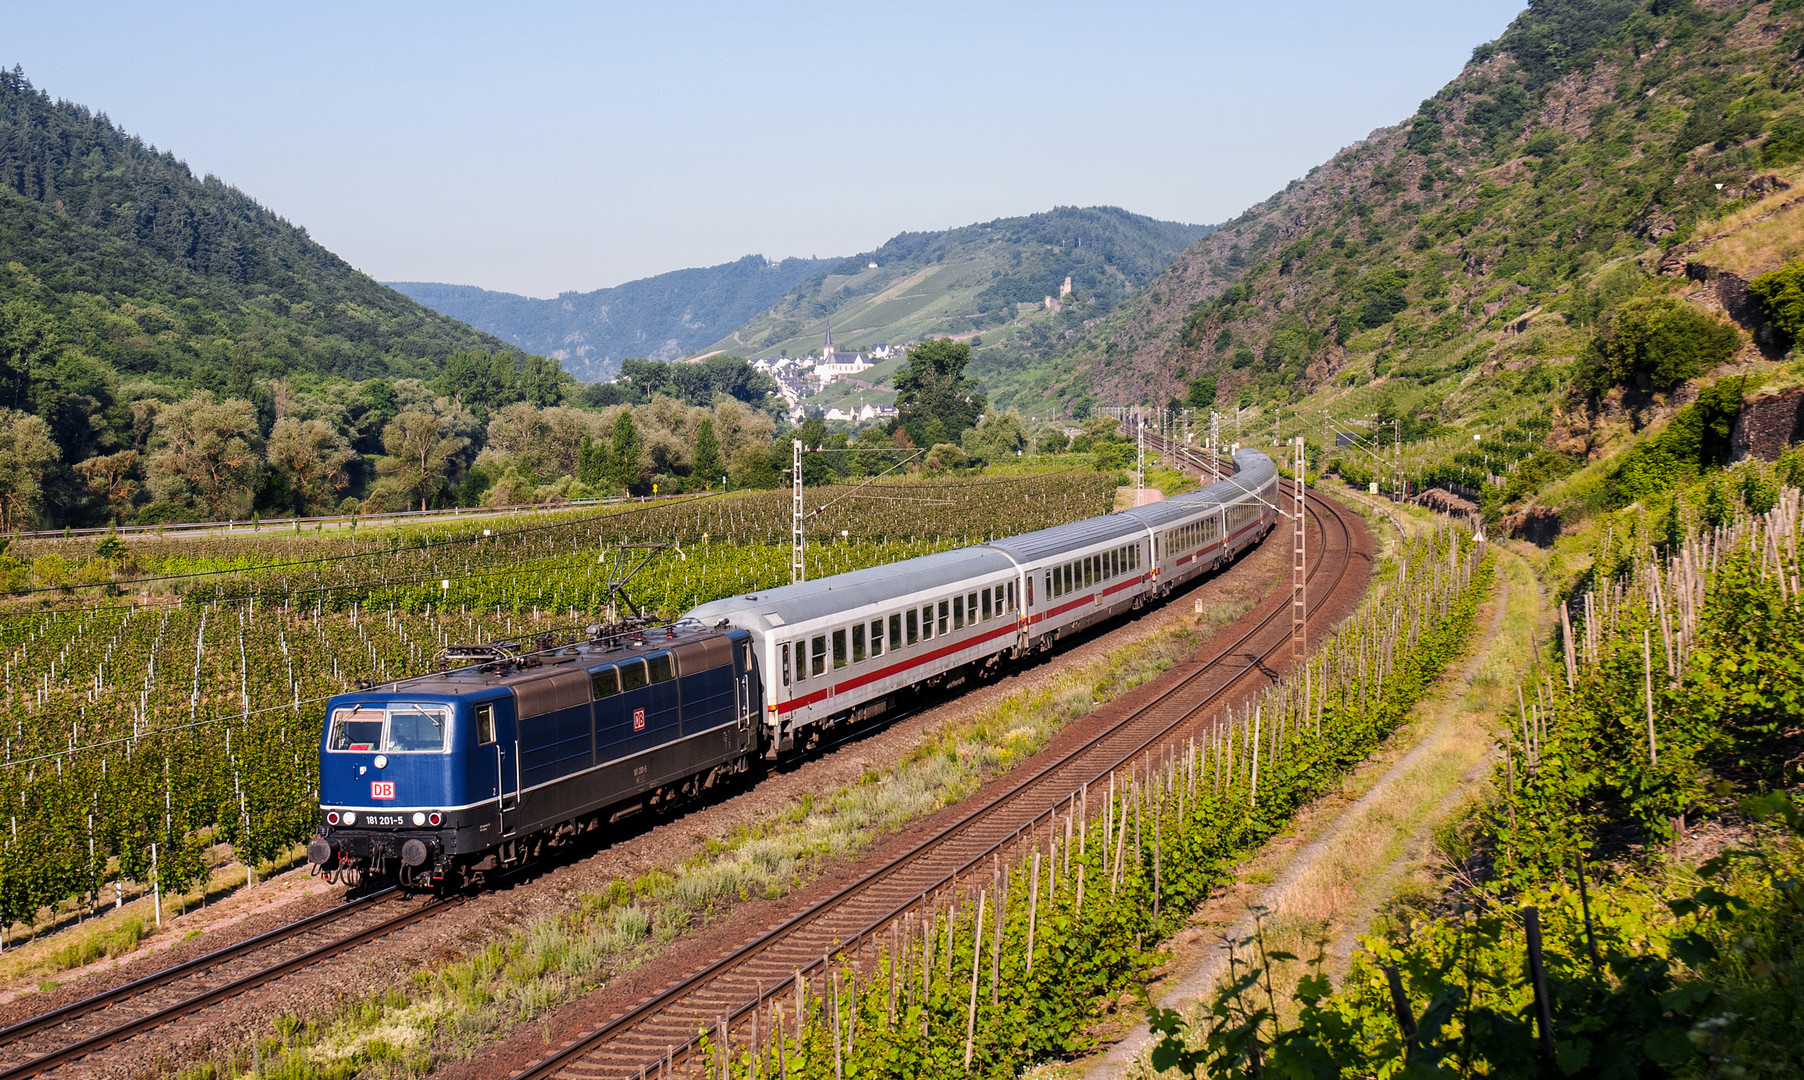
xmin=1185 ymin=374 xmax=1218 ymax=408
xmin=1747 ymin=260 xmax=1804 ymax=347
xmin=894 ymin=339 xmax=985 ymax=447
xmin=614 ymin=355 xmax=779 ymax=411
xmin=1578 ymin=296 xmax=1740 ymax=393
xmin=690 ymin=419 xmax=724 ymax=489
xmin=0 ymin=71 xmax=513 ymax=386
xmin=1605 ymin=377 xmax=1744 ymax=506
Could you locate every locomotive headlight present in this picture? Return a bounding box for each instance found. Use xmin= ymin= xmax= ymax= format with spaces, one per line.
xmin=342 ymin=811 xmax=357 ymax=826
xmin=412 ymin=811 xmax=427 ymax=826
xmin=374 ymin=755 xmax=388 ymax=769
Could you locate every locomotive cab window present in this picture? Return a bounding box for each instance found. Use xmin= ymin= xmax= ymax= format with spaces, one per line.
xmin=329 ymin=705 xmax=383 ymax=751
xmin=618 ymin=659 xmax=649 ymax=692
xmin=474 ymin=702 xmax=495 ymax=745
xmin=387 ymin=704 xmax=448 ymax=752
xmin=590 ymin=667 xmax=620 ymax=698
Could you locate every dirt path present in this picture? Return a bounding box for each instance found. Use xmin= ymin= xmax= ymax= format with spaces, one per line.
xmin=1078 ymin=542 xmax=1541 ymax=1079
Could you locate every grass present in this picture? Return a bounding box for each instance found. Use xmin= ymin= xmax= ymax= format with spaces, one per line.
xmin=187 ymin=591 xmax=1261 ymax=1079
xmin=1697 ymin=199 xmax=1804 ymax=277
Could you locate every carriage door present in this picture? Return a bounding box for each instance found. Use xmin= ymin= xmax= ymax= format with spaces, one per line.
xmin=736 ymin=639 xmax=755 ymax=745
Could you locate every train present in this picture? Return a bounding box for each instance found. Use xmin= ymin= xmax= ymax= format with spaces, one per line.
xmin=305 ymin=448 xmax=1279 ymax=888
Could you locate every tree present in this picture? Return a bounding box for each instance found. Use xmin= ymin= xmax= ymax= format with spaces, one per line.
xmin=0 ymin=297 xmax=57 ymax=412
xmin=608 ymin=409 xmax=645 ymax=493
xmin=894 ymin=339 xmax=985 ymax=446
xmin=266 ymin=417 xmax=354 ymax=514
xmin=73 ymin=449 xmax=139 ymax=523
xmin=691 ymin=418 xmax=723 ymax=488
xmin=145 ymin=392 xmax=263 ymax=520
xmin=1186 ymin=374 xmax=1218 ymax=408
xmin=961 ymin=409 xmax=1028 ymax=464
xmin=433 ymin=351 xmax=520 ymax=418
xmin=1748 ymin=260 xmax=1804 ymax=347
xmin=520 ymin=354 xmax=572 ymax=407
xmin=1579 ymin=296 xmax=1740 ymax=393
xmin=375 ymin=410 xmax=468 ymax=512
xmin=0 ymin=408 xmax=61 ymax=532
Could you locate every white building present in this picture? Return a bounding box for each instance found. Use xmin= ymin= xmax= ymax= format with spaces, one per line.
xmin=817 ymin=321 xmax=872 ymax=382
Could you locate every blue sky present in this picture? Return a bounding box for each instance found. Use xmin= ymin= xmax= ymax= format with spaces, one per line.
xmin=9 ymin=1 xmax=1525 ymax=297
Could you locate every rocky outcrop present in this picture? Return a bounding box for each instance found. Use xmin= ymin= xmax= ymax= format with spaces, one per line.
xmin=1729 ymin=387 xmax=1804 ymax=462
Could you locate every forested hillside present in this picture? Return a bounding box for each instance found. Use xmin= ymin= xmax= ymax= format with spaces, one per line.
xmin=713 ymin=206 xmax=1210 ymax=384
xmin=1040 ymin=0 xmax=1804 ymax=424
xmin=0 ymin=68 xmax=513 ymax=389
xmin=390 ymin=254 xmax=831 ymax=381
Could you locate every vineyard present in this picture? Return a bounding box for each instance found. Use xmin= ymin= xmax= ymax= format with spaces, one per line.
xmin=1142 ymin=491 xmax=1803 ymax=1077
xmin=0 ymin=471 xmax=1116 ymax=937
xmin=638 ymin=523 xmax=1492 ymax=1079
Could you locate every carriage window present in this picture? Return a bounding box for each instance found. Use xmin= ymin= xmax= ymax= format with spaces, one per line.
xmin=907 ymin=609 xmax=919 ymax=644
xmin=474 ymin=702 xmax=495 ymax=745
xmin=953 ymin=595 xmax=964 ymax=630
xmin=1064 ymin=564 xmax=1074 ymax=593
xmin=981 ymin=589 xmax=992 ymax=620
xmin=618 ymin=659 xmax=649 ymax=691
xmin=870 ymin=620 xmax=884 ymax=657
xmin=832 ymin=629 xmax=847 ymax=669
xmin=852 ymin=623 xmax=866 ymax=663
xmin=1008 ymin=582 xmax=1017 ymax=610
xmin=647 ymin=655 xmax=673 ymax=683
xmin=590 ymin=667 xmax=620 ymax=699
xmin=922 ymin=605 xmax=935 ymax=639
xmin=385 ymin=704 xmax=449 ymax=753
xmin=781 ymin=644 xmax=791 ymax=686
xmin=811 ymin=635 xmax=826 ymax=677
xmin=890 ymin=613 xmax=903 ymax=651
xmin=328 ymin=706 xmax=385 ymax=752
xmin=938 ymin=600 xmax=949 ymax=636
xmin=1085 ymin=558 xmax=1094 ymax=587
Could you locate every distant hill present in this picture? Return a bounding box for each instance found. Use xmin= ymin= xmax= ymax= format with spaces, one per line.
xmin=390 ymin=254 xmax=831 ymax=381
xmin=0 ymin=69 xmax=514 ymax=387
xmin=712 ymin=208 xmax=1213 ymax=383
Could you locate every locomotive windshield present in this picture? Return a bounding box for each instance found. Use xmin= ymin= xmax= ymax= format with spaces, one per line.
xmin=328 ymin=704 xmax=451 ymax=753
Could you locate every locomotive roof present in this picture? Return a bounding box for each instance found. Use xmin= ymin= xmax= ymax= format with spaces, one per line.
xmin=682 ymin=450 xmax=1276 ymax=633
xmin=685 ymin=544 xmax=1017 ymax=630
xmin=329 ymin=626 xmax=744 ymax=698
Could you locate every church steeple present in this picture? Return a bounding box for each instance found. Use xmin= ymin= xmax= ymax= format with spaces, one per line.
xmin=821 ymin=319 xmax=834 ymax=362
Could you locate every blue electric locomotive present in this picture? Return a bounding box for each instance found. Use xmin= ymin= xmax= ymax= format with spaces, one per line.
xmin=306 ymin=622 xmax=757 ymax=887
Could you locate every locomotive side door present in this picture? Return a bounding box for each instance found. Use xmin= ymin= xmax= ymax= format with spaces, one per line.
xmin=736 ymin=638 xmax=756 ymax=749
xmin=486 ymin=698 xmax=520 ymax=837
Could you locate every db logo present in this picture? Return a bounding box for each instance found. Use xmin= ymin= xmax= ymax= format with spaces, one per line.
xmin=370 ymin=781 xmax=396 ymax=800
xmin=632 ymin=708 xmax=646 ymax=732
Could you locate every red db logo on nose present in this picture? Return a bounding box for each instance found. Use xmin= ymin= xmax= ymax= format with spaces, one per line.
xmin=371 ymin=781 xmax=396 ymax=800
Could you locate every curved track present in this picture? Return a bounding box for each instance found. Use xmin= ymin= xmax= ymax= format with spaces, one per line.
xmin=508 ymin=478 xmax=1365 ymax=1080
xmin=0 ymin=890 xmax=452 ymax=1078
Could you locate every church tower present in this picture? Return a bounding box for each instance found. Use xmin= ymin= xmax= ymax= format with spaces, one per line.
xmin=821 ymin=320 xmax=834 ymax=363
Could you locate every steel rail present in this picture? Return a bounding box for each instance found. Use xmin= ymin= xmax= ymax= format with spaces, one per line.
xmin=0 ymin=894 xmax=455 ymax=1079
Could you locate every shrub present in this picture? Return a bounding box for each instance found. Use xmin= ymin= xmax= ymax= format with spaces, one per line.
xmin=1748 ymin=260 xmax=1804 ymax=346
xmin=1577 ymin=295 xmax=1739 ymax=392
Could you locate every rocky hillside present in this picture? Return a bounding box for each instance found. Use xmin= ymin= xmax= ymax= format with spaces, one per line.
xmin=1049 ymin=0 xmax=1804 ymax=416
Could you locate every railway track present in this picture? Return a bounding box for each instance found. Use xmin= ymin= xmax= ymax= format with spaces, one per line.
xmin=508 ymin=479 xmax=1365 ymax=1080
xmin=0 ymin=889 xmax=452 ymax=1078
